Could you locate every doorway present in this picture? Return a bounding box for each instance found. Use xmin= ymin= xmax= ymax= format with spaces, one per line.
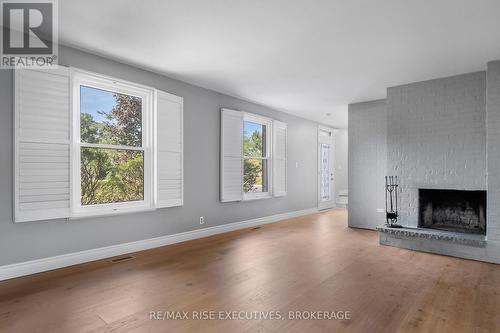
xmin=318 ymin=126 xmax=335 ymax=210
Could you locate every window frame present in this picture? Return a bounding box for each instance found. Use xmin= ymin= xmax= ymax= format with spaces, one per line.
xmin=242 ymin=112 xmax=273 ymax=200
xmin=71 ymin=70 xmax=155 ymax=218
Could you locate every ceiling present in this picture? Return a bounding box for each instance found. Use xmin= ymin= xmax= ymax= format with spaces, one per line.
xmin=59 ymin=0 xmax=500 ymax=128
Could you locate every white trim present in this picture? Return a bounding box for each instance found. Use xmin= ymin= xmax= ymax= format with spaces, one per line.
xmin=0 ymin=208 xmax=318 ymax=281
xmin=243 ymin=112 xmax=273 ymax=200
xmin=71 ymin=68 xmax=155 ymax=96
xmin=244 ymin=112 xmax=273 ymax=125
xmin=243 ymin=192 xmax=272 ymax=200
xmin=71 ymin=69 xmax=155 ymax=217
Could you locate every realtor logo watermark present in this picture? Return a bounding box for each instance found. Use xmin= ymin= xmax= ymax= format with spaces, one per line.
xmin=1 ymin=0 xmax=58 ymax=68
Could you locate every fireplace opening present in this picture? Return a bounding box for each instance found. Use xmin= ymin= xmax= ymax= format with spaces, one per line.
xmin=418 ymin=189 xmax=486 ymax=235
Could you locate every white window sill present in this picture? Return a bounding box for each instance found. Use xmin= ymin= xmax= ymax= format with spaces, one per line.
xmin=70 ymin=206 xmax=156 ymax=220
xmin=243 ymin=193 xmax=273 ymax=201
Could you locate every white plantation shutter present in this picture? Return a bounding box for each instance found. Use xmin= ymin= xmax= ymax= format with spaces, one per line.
xmin=14 ymin=67 xmax=71 ymax=222
xmin=273 ymin=120 xmax=287 ymax=197
xmin=220 ymin=108 xmax=243 ymax=202
xmin=155 ymin=90 xmax=183 ymax=208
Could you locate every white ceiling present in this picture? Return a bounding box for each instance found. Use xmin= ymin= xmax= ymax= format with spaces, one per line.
xmin=60 ymin=0 xmax=500 ymax=128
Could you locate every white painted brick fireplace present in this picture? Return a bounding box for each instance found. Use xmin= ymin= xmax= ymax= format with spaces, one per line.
xmin=349 ymin=60 xmax=500 ymax=264
xmin=387 ymin=71 xmax=487 ymax=228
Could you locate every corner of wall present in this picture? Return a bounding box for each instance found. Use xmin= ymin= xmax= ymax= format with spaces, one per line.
xmin=348 ymin=99 xmax=387 ymax=230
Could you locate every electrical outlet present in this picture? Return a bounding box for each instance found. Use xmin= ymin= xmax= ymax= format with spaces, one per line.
xmin=199 ymin=216 xmax=204 ymax=224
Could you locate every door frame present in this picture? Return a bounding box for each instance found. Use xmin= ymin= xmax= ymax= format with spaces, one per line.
xmin=318 ymin=125 xmax=335 ymax=210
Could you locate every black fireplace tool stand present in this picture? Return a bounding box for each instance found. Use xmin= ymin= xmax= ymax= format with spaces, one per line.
xmin=385 ymin=176 xmax=402 ymax=228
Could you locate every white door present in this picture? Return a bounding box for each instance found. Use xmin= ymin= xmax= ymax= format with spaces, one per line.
xmin=318 ymin=126 xmax=335 ymax=210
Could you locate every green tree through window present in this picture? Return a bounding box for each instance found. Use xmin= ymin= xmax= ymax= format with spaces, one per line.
xmin=80 ymin=87 xmax=144 ymax=205
xmin=243 ymin=121 xmax=268 ymax=193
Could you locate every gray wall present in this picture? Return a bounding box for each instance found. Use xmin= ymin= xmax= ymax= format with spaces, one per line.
xmin=0 ymin=45 xmax=320 ymax=266
xmin=387 ymin=72 xmax=487 ymax=227
xmin=486 ymin=61 xmax=500 ymax=251
xmin=334 ymin=129 xmax=348 ymax=205
xmin=348 ymin=100 xmax=387 ymax=229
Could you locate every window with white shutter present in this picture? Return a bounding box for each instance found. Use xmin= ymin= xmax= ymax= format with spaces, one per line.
xmin=14 ymin=68 xmax=71 ymax=222
xmin=14 ymin=67 xmax=184 ymax=222
xmin=220 ymin=108 xmax=287 ymax=202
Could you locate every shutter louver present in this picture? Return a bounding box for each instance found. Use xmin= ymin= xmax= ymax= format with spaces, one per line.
xmin=220 ymin=108 xmax=243 ymax=202
xmin=14 ymin=68 xmax=71 ymax=222
xmin=273 ymin=120 xmax=287 ymax=197
xmin=155 ymin=90 xmax=183 ymax=208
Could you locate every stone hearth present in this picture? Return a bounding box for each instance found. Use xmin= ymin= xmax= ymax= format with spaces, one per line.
xmin=377 ymin=226 xmax=486 ymax=248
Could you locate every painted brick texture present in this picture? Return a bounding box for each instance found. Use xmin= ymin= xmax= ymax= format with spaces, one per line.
xmin=387 ymin=72 xmax=487 ymax=228
xmin=349 ymin=64 xmax=500 ymax=263
xmin=381 ymin=68 xmax=500 ymax=263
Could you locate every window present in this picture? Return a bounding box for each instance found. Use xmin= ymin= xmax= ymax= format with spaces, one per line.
xmin=14 ymin=67 xmax=183 ymax=222
xmin=220 ymin=108 xmax=286 ymax=203
xmin=243 ymin=114 xmax=272 ymax=200
xmin=72 ymin=72 xmax=154 ymax=216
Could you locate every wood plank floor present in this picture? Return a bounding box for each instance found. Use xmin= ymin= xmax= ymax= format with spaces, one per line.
xmin=0 ymin=209 xmax=498 ymax=333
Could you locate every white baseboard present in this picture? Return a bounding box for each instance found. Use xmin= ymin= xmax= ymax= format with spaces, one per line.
xmin=0 ymin=208 xmax=318 ymax=281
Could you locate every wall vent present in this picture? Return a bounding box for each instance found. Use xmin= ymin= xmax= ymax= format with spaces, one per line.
xmin=110 ymin=255 xmax=135 ymax=263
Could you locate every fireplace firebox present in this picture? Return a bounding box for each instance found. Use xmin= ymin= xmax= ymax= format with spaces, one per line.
xmin=418 ymin=189 xmax=486 ymax=235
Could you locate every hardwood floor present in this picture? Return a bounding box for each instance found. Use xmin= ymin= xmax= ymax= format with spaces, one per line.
xmin=0 ymin=209 xmax=498 ymax=333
